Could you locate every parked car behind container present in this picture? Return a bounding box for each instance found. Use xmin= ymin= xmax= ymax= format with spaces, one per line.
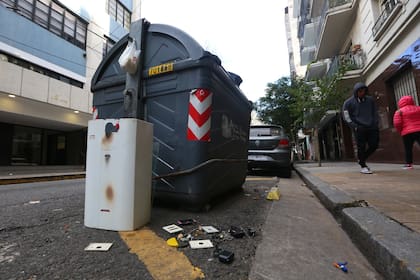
xmin=247 ymin=125 xmax=292 ymax=177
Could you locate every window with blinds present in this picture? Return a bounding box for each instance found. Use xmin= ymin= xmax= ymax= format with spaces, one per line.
xmin=393 ymin=68 xmax=419 ymax=105
xmin=106 ymin=0 xmax=131 ymax=29
xmin=1 ymin=0 xmax=87 ymax=49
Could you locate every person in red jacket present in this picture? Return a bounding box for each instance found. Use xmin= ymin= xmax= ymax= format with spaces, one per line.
xmin=393 ymin=95 xmax=420 ymax=169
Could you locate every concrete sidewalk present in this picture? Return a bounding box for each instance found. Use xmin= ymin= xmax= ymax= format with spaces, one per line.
xmin=294 ymin=162 xmax=420 ymax=280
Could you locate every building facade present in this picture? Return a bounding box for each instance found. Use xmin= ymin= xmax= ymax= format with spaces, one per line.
xmin=285 ymin=0 xmax=307 ymax=79
xmin=0 ymin=0 xmax=140 ymax=166
xmin=292 ymin=0 xmax=419 ymax=163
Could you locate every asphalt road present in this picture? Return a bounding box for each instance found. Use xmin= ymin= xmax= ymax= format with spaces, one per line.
xmin=0 ymin=176 xmax=277 ymax=279
xmin=1 ymin=173 xmax=382 ymax=279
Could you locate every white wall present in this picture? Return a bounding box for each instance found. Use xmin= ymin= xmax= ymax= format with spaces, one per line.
xmin=0 ymin=60 xmax=90 ymax=113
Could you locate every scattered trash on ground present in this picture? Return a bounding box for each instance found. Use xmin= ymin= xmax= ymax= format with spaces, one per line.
xmin=189 ymin=240 xmax=214 ymax=249
xmin=214 ymin=248 xmax=234 ymax=264
xmin=162 ymin=224 xmax=183 ymax=233
xmin=266 ymin=187 xmax=280 ymax=200
xmin=177 ymin=219 xmax=197 ymax=226
xmin=201 ymin=226 xmax=219 ymax=234
xmin=333 ymin=261 xmax=348 ymax=273
xmin=166 ymin=237 xmax=179 ymax=247
xmin=84 ymin=243 xmax=113 ymax=251
xmin=161 ymin=218 xmax=258 ymax=266
xmin=247 ymin=228 xmax=256 ymax=237
xmin=29 ymin=200 xmax=40 ymax=204
xmin=229 ymin=226 xmax=245 ymax=238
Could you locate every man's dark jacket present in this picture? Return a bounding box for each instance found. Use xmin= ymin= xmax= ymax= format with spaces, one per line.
xmin=342 ymin=82 xmax=379 ymax=130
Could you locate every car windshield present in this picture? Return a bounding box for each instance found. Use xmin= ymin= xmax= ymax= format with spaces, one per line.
xmin=249 ymin=127 xmax=283 ymax=137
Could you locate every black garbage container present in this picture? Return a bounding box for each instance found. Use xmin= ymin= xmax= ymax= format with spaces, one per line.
xmin=90 ymin=19 xmax=252 ymax=209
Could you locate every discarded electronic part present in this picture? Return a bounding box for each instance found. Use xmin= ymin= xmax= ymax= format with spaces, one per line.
xmin=333 ymin=261 xmax=348 ymax=273
xmin=247 ymin=228 xmax=256 ymax=237
xmin=162 ymin=224 xmax=183 ymax=234
xmin=189 ymin=240 xmax=214 ymax=249
xmin=218 ymin=250 xmax=234 ymax=264
xmin=213 ymin=247 xmax=234 ymax=264
xmin=84 ymin=243 xmax=113 ymax=251
xmin=177 ymin=233 xmax=192 ymax=242
xmin=201 ymin=226 xmax=219 ymax=234
xmin=177 ymin=240 xmax=189 ymax=248
xmin=229 ymin=226 xmax=245 ymax=238
xmin=176 ymin=219 xmax=197 ymax=226
xmin=215 ymin=231 xmax=234 ymax=241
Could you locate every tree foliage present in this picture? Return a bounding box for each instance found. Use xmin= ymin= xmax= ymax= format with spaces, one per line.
xmin=255 ymin=77 xmax=294 ymax=133
xmin=255 ymin=63 xmax=351 ymax=138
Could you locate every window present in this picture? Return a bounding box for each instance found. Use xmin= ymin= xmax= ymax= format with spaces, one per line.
xmin=393 ymin=68 xmax=419 ymax=105
xmin=0 ymin=0 xmax=16 ymax=9
xmin=16 ymin=0 xmax=34 ymax=20
xmin=11 ymin=126 xmax=42 ymax=165
xmin=1 ymin=0 xmax=88 ymax=49
xmin=372 ymin=0 xmax=402 ymax=40
xmin=34 ymin=0 xmax=49 ymax=28
xmin=106 ymin=0 xmax=131 ymax=29
xmin=103 ymin=36 xmax=115 ymax=57
xmin=49 ymin=2 xmax=64 ymax=36
xmin=75 ymin=21 xmax=87 ymax=48
xmin=64 ymin=12 xmax=76 ymax=40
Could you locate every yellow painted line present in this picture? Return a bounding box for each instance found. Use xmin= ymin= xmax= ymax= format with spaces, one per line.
xmin=246 ymin=177 xmax=278 ymax=181
xmin=119 ymin=227 xmax=204 ymax=280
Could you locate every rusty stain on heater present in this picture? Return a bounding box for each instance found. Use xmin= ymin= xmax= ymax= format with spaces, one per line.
xmin=106 ymin=184 xmax=114 ymax=202
xmin=102 ymin=133 xmax=113 ymax=149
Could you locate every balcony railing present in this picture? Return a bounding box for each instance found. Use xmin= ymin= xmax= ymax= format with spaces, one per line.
xmin=326 ymin=48 xmax=366 ymax=78
xmin=372 ymin=0 xmax=402 ymax=40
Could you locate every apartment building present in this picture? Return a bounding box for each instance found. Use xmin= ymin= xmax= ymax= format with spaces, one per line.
xmin=293 ymin=0 xmax=419 ymax=162
xmin=0 ymin=0 xmax=140 ymax=166
xmin=285 ymin=2 xmax=307 ymax=79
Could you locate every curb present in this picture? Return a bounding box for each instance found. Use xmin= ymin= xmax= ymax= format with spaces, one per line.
xmin=0 ymin=173 xmax=86 ymax=185
xmin=294 ymin=165 xmax=420 ymax=280
xmin=295 ymin=167 xmax=366 ymax=216
xmin=342 ymin=207 xmax=420 ymax=280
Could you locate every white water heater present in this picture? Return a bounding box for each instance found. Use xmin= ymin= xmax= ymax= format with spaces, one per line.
xmin=84 ymin=118 xmax=153 ymax=231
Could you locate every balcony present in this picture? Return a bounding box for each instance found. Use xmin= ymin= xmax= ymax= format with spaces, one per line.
xmin=326 ymin=47 xmax=366 ymax=86
xmin=301 ymin=46 xmax=317 ymax=65
xmin=305 ymin=59 xmax=330 ymax=81
xmin=372 ymin=0 xmax=403 ymax=41
xmin=316 ymin=0 xmax=358 ymax=60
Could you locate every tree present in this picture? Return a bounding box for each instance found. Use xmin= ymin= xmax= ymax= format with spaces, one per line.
xmin=255 ymin=77 xmax=313 ymax=137
xmin=255 ymin=63 xmax=351 ymax=137
xmin=255 ymin=77 xmax=296 ymax=135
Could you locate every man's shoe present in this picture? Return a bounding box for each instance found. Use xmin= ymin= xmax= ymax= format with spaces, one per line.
xmin=360 ymin=167 xmax=372 ymax=174
xmin=402 ymin=164 xmax=414 ymax=170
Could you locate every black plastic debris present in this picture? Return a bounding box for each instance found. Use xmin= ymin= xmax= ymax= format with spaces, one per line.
xmin=177 ymin=219 xmax=197 ymax=226
xmin=229 ymin=226 xmax=245 ymax=238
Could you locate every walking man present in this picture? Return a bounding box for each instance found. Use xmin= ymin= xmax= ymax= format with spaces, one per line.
xmin=342 ymin=82 xmax=379 ymax=174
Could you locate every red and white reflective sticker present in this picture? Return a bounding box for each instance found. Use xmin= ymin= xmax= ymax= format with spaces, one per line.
xmin=187 ymin=89 xmax=212 ymax=141
xmin=92 ymin=106 xmax=98 ymax=119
